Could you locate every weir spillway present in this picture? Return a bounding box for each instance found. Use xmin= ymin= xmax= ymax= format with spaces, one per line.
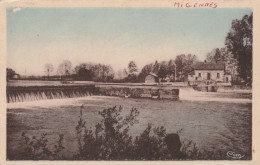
xmin=6 ymin=85 xmax=98 ymax=103
xmin=6 ymin=84 xmax=179 ymax=103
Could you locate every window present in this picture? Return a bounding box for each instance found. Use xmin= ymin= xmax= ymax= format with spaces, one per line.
xmin=198 ymin=73 xmax=201 ymax=77
xmin=207 ymin=73 xmax=211 ymax=80
xmin=217 ymin=73 xmax=220 ymax=78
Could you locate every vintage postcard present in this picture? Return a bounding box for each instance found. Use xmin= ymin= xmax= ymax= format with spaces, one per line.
xmin=0 ymin=0 xmax=260 ymax=164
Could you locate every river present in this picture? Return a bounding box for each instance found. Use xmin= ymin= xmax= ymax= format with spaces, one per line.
xmin=7 ymin=89 xmax=252 ymax=160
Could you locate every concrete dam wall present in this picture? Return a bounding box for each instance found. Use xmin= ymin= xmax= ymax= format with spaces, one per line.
xmin=6 ymin=85 xmax=179 ymax=103
xmin=96 ymin=85 xmax=179 ymax=100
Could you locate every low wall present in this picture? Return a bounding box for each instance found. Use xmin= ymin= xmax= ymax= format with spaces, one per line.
xmin=97 ymin=86 xmax=179 ymax=100
xmin=193 ymin=86 xmax=218 ymax=92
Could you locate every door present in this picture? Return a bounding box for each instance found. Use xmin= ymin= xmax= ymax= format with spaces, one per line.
xmin=207 ymin=73 xmax=211 ymax=80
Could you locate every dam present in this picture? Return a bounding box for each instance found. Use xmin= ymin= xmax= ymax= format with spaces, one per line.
xmin=6 ymin=83 xmax=179 ymax=103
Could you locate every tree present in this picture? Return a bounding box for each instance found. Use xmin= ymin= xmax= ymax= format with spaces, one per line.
xmin=123 ymin=69 xmax=128 ymax=78
xmin=157 ymin=61 xmax=168 ymax=80
xmin=205 ymin=48 xmax=225 ymax=63
xmin=225 ymin=51 xmax=239 ymax=82
xmin=44 ymin=63 xmax=54 ymax=77
xmin=6 ymin=68 xmax=17 ymax=81
xmin=128 ymin=61 xmax=138 ymax=75
xmin=116 ymin=70 xmax=128 ymax=80
xmin=89 ymin=63 xmax=101 ymax=80
xmin=174 ymin=54 xmax=198 ymax=81
xmin=167 ymin=59 xmax=175 ymax=74
xmin=213 ymin=48 xmax=222 ymax=63
xmin=90 ymin=64 xmax=114 ymax=82
xmin=116 ymin=69 xmax=128 ymax=80
xmin=127 ymin=61 xmax=138 ymax=82
xmin=174 ymin=55 xmax=185 ymax=81
xmin=205 ymin=51 xmax=214 ymax=63
xmin=77 ymin=68 xmax=92 ymax=80
xmin=57 ymin=60 xmax=72 ymax=76
xmin=152 ymin=61 xmax=160 ymax=74
xmin=101 ymin=65 xmax=115 ymax=82
xmin=184 ymin=54 xmax=198 ymax=74
xmin=74 ymin=63 xmax=93 ymax=81
xmin=225 ymin=13 xmax=252 ymax=84
xmin=138 ymin=63 xmax=153 ymax=82
xmin=74 ymin=63 xmax=114 ymax=82
xmin=74 ymin=63 xmax=93 ymax=73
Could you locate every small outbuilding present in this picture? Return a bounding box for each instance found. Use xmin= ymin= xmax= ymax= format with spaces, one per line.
xmin=145 ymin=73 xmax=159 ymax=84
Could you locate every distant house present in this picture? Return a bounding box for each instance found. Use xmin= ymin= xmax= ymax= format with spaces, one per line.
xmin=188 ymin=62 xmax=231 ymax=85
xmin=145 ymin=73 xmax=159 ymax=84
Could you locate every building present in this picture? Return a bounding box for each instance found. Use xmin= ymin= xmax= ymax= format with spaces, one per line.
xmin=145 ymin=73 xmax=159 ymax=84
xmin=188 ymin=62 xmax=231 ymax=86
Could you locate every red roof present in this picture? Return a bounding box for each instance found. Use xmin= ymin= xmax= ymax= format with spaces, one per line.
xmin=193 ymin=62 xmax=225 ymax=70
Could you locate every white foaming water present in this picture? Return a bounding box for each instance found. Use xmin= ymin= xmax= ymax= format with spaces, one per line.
xmin=7 ymin=96 xmax=118 ymax=110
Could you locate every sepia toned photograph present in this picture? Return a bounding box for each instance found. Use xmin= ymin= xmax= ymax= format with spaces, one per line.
xmin=5 ymin=6 xmax=252 ymax=161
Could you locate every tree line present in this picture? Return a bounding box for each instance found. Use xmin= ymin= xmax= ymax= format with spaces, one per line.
xmin=7 ymin=13 xmax=252 ymax=85
xmin=126 ymin=54 xmax=198 ymax=83
xmin=43 ymin=61 xmax=115 ymax=82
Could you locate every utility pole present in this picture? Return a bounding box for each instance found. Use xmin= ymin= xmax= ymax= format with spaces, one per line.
xmin=175 ymin=64 xmax=177 ymax=81
xmin=172 ymin=62 xmax=177 ymax=81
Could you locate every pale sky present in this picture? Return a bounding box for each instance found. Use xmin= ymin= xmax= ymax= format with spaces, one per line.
xmin=7 ymin=7 xmax=252 ymax=76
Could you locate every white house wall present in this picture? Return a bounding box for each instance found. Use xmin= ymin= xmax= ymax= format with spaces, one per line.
xmin=194 ymin=70 xmax=224 ymax=82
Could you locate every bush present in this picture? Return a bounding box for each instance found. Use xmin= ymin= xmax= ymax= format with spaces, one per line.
xmin=21 ymin=132 xmax=65 ymax=160
xmin=74 ymin=105 xmax=186 ymax=160
xmin=74 ymin=105 xmax=138 ymax=160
